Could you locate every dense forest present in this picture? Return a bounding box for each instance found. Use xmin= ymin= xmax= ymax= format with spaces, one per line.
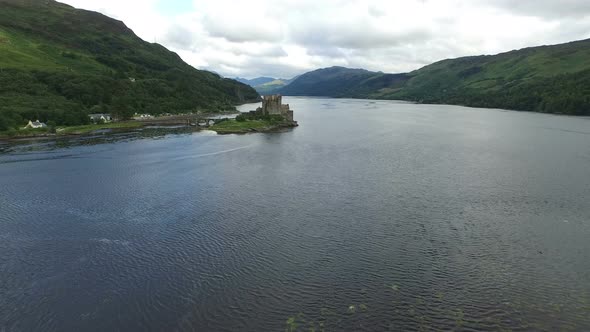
xmin=277 ymin=40 xmax=590 ymax=115
xmin=0 ymin=0 xmax=259 ymax=131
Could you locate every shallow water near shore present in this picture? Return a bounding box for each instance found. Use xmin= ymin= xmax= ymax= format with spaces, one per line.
xmin=1 ymin=97 xmax=590 ymax=331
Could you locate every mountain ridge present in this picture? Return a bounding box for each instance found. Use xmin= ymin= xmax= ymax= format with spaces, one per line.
xmin=277 ymin=39 xmax=590 ymax=115
xmin=235 ymin=76 xmax=296 ymax=95
xmin=235 ymin=77 xmax=276 ymax=86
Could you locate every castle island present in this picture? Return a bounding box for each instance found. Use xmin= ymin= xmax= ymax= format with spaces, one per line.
xmin=210 ymin=95 xmax=298 ymax=134
xmin=251 ymin=94 xmax=295 ymax=122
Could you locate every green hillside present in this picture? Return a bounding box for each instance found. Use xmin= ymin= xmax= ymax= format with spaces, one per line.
xmin=378 ymin=39 xmax=590 ymax=115
xmin=235 ymin=76 xmax=297 ymax=95
xmin=254 ymin=78 xmax=296 ymax=95
xmin=279 ymin=67 xmax=408 ymax=97
xmin=280 ymin=40 xmax=590 ymax=115
xmin=0 ymin=0 xmax=259 ymax=131
xmin=235 ymin=77 xmax=275 ymax=86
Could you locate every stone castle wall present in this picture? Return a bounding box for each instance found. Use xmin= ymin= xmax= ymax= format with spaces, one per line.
xmin=262 ymin=95 xmax=284 ymax=115
xmin=255 ymin=95 xmax=296 ymax=123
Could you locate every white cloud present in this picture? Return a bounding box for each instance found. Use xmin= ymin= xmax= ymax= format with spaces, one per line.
xmin=60 ymin=0 xmax=590 ymax=78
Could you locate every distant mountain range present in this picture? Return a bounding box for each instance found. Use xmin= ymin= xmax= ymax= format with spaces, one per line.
xmin=235 ymin=77 xmax=276 ymax=86
xmin=235 ymin=76 xmax=297 ymax=95
xmin=0 ymin=0 xmax=259 ymax=130
xmin=278 ymin=67 xmax=409 ymax=98
xmin=264 ymin=39 xmax=590 ymax=115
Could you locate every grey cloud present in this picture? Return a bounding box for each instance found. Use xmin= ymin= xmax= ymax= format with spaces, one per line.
xmin=368 ymin=5 xmax=386 ymax=17
xmin=290 ymin=21 xmax=433 ymax=50
xmin=342 ymin=42 xmax=467 ymax=74
xmin=206 ymin=57 xmax=304 ymax=79
xmin=244 ymin=46 xmax=288 ymax=57
xmin=163 ymin=25 xmax=195 ymax=50
xmin=553 ymin=21 xmax=590 ymax=41
xmin=202 ymin=15 xmax=282 ymax=43
xmin=62 ymin=0 xmax=590 ymax=79
xmin=216 ymin=38 xmax=473 ymax=79
xmin=485 ymin=0 xmax=590 ymax=19
xmin=528 ymin=19 xmax=590 ymax=46
xmin=265 ymin=46 xmax=289 ymax=57
xmin=306 ymin=46 xmax=346 ymax=57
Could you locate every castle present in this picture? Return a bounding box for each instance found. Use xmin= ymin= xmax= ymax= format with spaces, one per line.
xmin=256 ymin=95 xmax=295 ymax=122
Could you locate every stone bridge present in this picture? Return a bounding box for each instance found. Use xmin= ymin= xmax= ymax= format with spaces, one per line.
xmin=135 ymin=115 xmax=224 ymax=127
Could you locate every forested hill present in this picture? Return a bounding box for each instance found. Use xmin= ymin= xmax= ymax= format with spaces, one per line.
xmin=0 ymin=0 xmax=260 ymax=130
xmin=279 ymin=40 xmax=590 ymax=115
xmin=278 ymin=67 xmax=409 ymax=98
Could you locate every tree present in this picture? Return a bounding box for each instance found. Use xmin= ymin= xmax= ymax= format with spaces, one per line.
xmin=112 ymin=95 xmax=135 ymax=120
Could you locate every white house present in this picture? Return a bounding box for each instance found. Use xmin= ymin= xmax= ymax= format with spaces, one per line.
xmin=134 ymin=114 xmax=153 ymax=119
xmin=24 ymin=120 xmax=47 ymax=129
xmin=89 ymin=114 xmax=113 ymax=123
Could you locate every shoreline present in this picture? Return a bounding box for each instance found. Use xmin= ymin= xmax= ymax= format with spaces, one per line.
xmin=211 ymin=120 xmax=299 ymax=134
xmin=280 ymin=95 xmax=590 ymax=117
xmin=0 ymin=121 xmax=299 ymax=143
xmin=0 ymin=121 xmax=145 ymax=141
xmin=0 ymin=112 xmax=243 ymax=141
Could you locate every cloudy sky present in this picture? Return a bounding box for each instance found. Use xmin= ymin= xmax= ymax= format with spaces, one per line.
xmin=61 ymin=0 xmax=590 ymax=79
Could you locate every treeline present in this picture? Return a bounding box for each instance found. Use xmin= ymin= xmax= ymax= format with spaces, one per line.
xmin=0 ymin=68 xmax=257 ymax=131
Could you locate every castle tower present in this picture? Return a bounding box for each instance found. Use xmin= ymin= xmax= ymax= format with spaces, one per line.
xmin=262 ymin=95 xmax=285 ymax=115
xmin=257 ymin=95 xmax=295 ymax=123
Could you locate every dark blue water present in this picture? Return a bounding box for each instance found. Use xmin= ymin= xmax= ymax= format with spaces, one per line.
xmin=1 ymin=98 xmax=590 ymax=331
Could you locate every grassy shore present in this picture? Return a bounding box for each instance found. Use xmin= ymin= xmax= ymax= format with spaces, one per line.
xmin=57 ymin=121 xmax=143 ymax=135
xmin=209 ymin=119 xmax=276 ymax=134
xmin=0 ymin=117 xmax=296 ymax=139
xmin=209 ymin=118 xmax=298 ymax=134
xmin=0 ymin=121 xmax=144 ymax=138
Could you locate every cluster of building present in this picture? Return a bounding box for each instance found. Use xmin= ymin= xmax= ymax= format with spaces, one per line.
xmin=23 ymin=113 xmax=114 ymax=129
xmin=89 ymin=114 xmax=113 ymax=123
xmin=24 ymin=120 xmax=47 ymax=129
